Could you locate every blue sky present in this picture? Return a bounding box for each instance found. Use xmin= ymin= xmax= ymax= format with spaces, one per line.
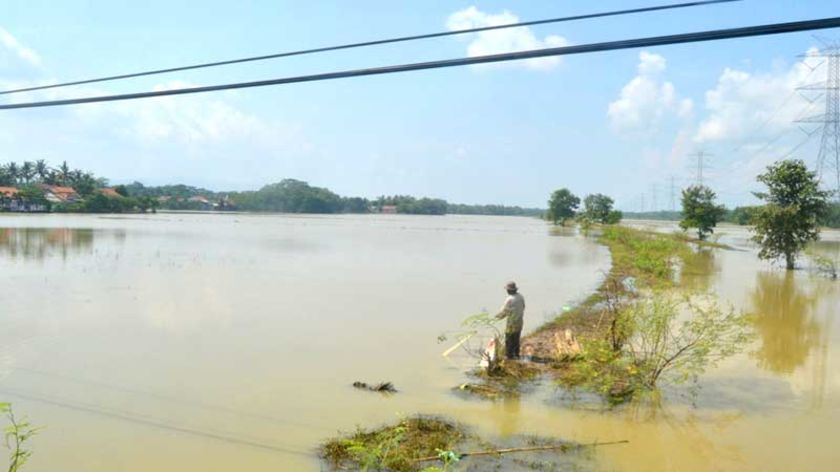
xmin=1 ymin=0 xmax=838 ymax=209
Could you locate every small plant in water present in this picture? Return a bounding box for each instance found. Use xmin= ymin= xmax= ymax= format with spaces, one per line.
xmin=1 ymin=403 xmax=38 ymax=472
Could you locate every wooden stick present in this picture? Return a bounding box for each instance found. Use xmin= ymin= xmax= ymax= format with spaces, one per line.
xmin=412 ymin=439 xmax=629 ymax=463
xmin=441 ymin=332 xmax=475 ymax=357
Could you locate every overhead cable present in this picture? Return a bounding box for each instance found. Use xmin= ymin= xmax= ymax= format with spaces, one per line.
xmin=0 ymin=0 xmax=740 ymax=96
xmin=2 ymin=17 xmax=839 ymax=111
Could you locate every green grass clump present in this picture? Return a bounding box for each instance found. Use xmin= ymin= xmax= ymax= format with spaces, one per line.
xmin=321 ymin=416 xmax=466 ymax=472
xmin=599 ymin=226 xmax=687 ymax=288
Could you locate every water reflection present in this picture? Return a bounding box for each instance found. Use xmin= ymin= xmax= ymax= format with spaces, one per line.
xmin=680 ymin=248 xmax=718 ymax=292
xmin=0 ymin=227 xmax=103 ymax=261
xmin=751 ymin=272 xmax=822 ymax=375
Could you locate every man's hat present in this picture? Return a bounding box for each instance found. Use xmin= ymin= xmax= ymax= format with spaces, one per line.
xmin=505 ymin=281 xmax=518 ymax=291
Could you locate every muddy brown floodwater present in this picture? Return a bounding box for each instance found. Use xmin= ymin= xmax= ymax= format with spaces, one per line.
xmin=0 ymin=214 xmax=838 ymax=471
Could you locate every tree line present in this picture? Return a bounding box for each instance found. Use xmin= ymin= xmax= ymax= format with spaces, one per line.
xmin=2 ymin=163 xmax=545 ymax=217
xmin=548 ymin=159 xmax=835 ymax=271
xmin=0 ymin=160 xmax=158 ymax=213
xmin=126 ymin=179 xmax=544 ymax=216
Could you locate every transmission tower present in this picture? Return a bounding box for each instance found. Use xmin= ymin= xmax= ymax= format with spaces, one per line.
xmin=669 ymin=176 xmax=677 ymax=211
xmin=797 ymin=39 xmax=840 ymax=197
xmin=688 ymin=151 xmax=712 ymax=186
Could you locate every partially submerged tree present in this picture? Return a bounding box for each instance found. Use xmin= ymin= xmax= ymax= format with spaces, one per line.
xmin=582 ymin=193 xmax=622 ymax=224
xmin=679 ymin=185 xmax=725 ymax=240
xmin=752 ymin=159 xmax=831 ymax=270
xmin=547 ymin=188 xmax=580 ymax=226
xmin=623 ymin=295 xmax=752 ymax=389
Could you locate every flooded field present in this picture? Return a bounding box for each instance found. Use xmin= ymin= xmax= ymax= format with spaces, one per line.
xmin=1 ymin=214 xmax=838 ymax=471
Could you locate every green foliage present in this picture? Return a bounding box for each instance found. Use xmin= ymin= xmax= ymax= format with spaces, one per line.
xmin=679 ymin=185 xmax=725 ymax=240
xmin=113 ymin=184 xmax=129 ymax=197
xmin=15 ymin=185 xmax=48 ymax=209
xmin=622 ymin=295 xmax=752 ymax=388
xmin=375 ymin=195 xmax=448 ymax=215
xmin=562 ymin=294 xmax=752 ymax=401
xmin=321 ymin=416 xmax=465 ymax=472
xmin=1 ymin=403 xmax=38 ymax=472
xmin=232 ymin=179 xmax=343 ymax=213
xmin=447 ymin=203 xmax=543 ymax=217
xmin=752 ymin=160 xmax=832 ymax=270
xmin=726 ymin=206 xmax=760 ymax=225
xmin=582 ymin=194 xmax=620 ymax=224
xmin=822 ymin=202 xmax=840 ymax=228
xmin=599 ymin=226 xmax=687 ymax=287
xmin=547 ymin=188 xmax=580 ymax=225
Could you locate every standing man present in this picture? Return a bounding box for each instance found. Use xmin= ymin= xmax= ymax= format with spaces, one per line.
xmin=496 ymin=281 xmax=525 ymax=359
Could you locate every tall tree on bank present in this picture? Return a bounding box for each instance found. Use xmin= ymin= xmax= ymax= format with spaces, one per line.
xmin=582 ymin=193 xmax=623 ymax=224
xmin=752 ymin=160 xmax=831 ymax=270
xmin=679 ymin=185 xmax=725 ymax=240
xmin=547 ymin=188 xmax=580 ymax=225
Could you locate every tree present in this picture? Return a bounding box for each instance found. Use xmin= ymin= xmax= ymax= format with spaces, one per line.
xmin=19 ymin=162 xmax=33 ymax=184
xmin=582 ymin=193 xmax=621 ymax=224
xmin=58 ymin=161 xmax=70 ymax=185
xmin=114 ymin=184 xmax=129 ymax=197
xmin=679 ymin=185 xmax=725 ymax=240
xmin=6 ymin=163 xmax=19 ymax=185
xmin=547 ymin=188 xmax=580 ymax=225
xmin=752 ymin=160 xmax=831 ymax=270
xmin=34 ymin=160 xmax=49 ymax=182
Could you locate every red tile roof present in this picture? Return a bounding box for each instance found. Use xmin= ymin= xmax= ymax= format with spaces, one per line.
xmin=0 ymin=187 xmax=18 ymax=197
xmin=46 ymin=186 xmax=77 ymax=195
xmin=98 ymin=188 xmax=121 ymax=197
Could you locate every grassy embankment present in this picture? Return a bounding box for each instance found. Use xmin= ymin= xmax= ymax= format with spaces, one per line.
xmin=527 ymin=225 xmax=689 ymax=351
xmin=521 ymin=225 xmax=740 ymax=401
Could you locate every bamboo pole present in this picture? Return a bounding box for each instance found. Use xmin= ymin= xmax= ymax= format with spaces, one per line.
xmin=412 ymin=439 xmax=629 ymax=463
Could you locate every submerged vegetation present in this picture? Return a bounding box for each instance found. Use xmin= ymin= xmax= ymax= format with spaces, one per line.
xmin=320 ymin=415 xmax=619 ymax=471
xmin=524 ymin=226 xmax=754 ymax=404
xmin=1 ymin=403 xmax=37 ymax=472
xmin=321 ymin=416 xmax=466 ymax=472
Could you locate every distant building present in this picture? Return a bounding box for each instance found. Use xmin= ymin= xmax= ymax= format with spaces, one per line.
xmin=41 ymin=185 xmax=80 ymax=203
xmin=98 ymin=188 xmax=121 ymax=198
xmin=188 ymin=195 xmax=213 ymax=210
xmin=380 ymin=205 xmax=398 ymax=214
xmin=0 ymin=187 xmax=20 ymax=211
xmin=0 ymin=186 xmax=46 ymax=212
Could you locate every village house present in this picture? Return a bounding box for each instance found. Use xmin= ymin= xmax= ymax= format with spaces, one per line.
xmin=188 ymin=195 xmax=213 ymax=210
xmin=40 ymin=185 xmax=81 ymax=203
xmin=98 ymin=188 xmax=121 ymax=198
xmin=0 ymin=187 xmax=21 ymax=211
xmin=0 ymin=186 xmax=47 ymax=212
xmin=380 ymin=205 xmax=398 ymax=214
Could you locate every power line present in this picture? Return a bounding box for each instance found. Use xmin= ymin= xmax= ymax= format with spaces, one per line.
xmin=732 ymin=60 xmax=823 ymax=152
xmin=2 ymin=17 xmax=839 ymax=111
xmin=0 ymin=0 xmax=741 ymax=96
xmin=0 ymin=388 xmax=310 ymax=456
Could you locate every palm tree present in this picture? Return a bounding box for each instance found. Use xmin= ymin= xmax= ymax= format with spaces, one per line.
xmin=59 ymin=161 xmax=70 ymax=185
xmin=7 ymin=162 xmax=19 ymax=185
xmin=35 ymin=159 xmax=49 ymax=182
xmin=0 ymin=166 xmax=12 ymax=186
xmin=20 ymin=161 xmax=34 ymax=184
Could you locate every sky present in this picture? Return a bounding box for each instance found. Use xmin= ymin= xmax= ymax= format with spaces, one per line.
xmin=1 ymin=0 xmax=839 ymax=210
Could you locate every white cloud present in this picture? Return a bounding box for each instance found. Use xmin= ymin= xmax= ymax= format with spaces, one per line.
xmin=446 ymin=6 xmax=569 ymax=71
xmin=694 ymin=50 xmax=822 ymax=143
xmin=607 ymin=51 xmax=693 ymax=135
xmin=0 ymin=27 xmax=41 ymax=67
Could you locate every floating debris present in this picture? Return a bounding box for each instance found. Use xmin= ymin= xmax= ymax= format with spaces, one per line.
xmin=352 ymin=381 xmax=397 ymax=393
